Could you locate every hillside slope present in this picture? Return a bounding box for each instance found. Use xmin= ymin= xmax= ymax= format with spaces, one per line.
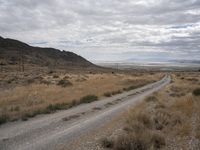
xmin=0 ymin=36 xmax=94 ymax=68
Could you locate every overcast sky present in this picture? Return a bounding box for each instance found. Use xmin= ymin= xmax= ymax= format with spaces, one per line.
xmin=0 ymin=0 xmax=200 ymax=62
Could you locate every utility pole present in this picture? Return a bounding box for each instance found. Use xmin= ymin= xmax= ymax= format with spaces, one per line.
xmin=54 ymin=59 xmax=58 ymax=71
xmin=18 ymin=49 xmax=21 ymax=72
xmin=0 ymin=62 xmax=3 ymax=72
xmin=21 ymin=49 xmax=24 ymax=72
xmin=18 ymin=49 xmax=25 ymax=72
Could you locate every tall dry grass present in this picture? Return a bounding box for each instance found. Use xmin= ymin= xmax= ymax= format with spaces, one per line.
xmin=103 ymin=72 xmax=200 ymax=149
xmin=0 ymin=72 xmax=163 ymax=124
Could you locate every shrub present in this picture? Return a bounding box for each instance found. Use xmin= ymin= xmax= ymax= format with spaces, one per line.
xmin=80 ymin=95 xmax=98 ymax=103
xmin=46 ymin=103 xmax=69 ymax=112
xmin=114 ymin=133 xmax=148 ymax=150
xmin=104 ymin=90 xmax=122 ymax=97
xmin=69 ymin=100 xmax=78 ymax=107
xmin=35 ymin=108 xmax=51 ymax=115
xmin=101 ymin=137 xmax=114 ymax=148
xmin=153 ymin=110 xmax=171 ymax=130
xmin=151 ymin=132 xmax=166 ymax=149
xmin=21 ymin=116 xmax=28 ymax=121
xmin=48 ymin=70 xmax=54 ymax=74
xmin=10 ymin=106 xmax=20 ymax=112
xmin=112 ymin=90 xmax=122 ymax=95
xmin=14 ymin=106 xmax=20 ymax=111
xmin=123 ymin=86 xmax=137 ymax=91
xmin=57 ymin=79 xmax=72 ymax=87
xmin=27 ymin=78 xmax=35 ymax=84
xmin=104 ymin=92 xmax=112 ymax=97
xmin=145 ymin=96 xmax=158 ymax=102
xmin=193 ymin=88 xmax=200 ymax=96
xmin=40 ymin=80 xmax=51 ymax=85
xmin=124 ymin=121 xmax=145 ymax=134
xmin=21 ymin=112 xmax=37 ymax=120
xmin=136 ymin=113 xmax=153 ymax=129
xmin=0 ymin=114 xmax=9 ymax=125
xmin=113 ymin=130 xmax=165 ymax=150
xmin=21 ymin=103 xmax=70 ymax=121
xmin=7 ymin=79 xmax=14 ymax=84
xmin=53 ymin=75 xmax=59 ymax=78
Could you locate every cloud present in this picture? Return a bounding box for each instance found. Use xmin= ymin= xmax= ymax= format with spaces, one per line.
xmin=0 ymin=0 xmax=200 ymax=62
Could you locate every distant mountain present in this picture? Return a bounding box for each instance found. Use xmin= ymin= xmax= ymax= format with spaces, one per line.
xmin=125 ymin=57 xmax=200 ymax=64
xmin=169 ymin=59 xmax=200 ymax=64
xmin=0 ymin=36 xmax=94 ymax=68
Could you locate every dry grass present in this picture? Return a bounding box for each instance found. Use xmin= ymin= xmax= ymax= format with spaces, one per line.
xmin=196 ymin=99 xmax=200 ymax=140
xmin=113 ymin=130 xmax=165 ymax=150
xmin=105 ymin=71 xmax=200 ymax=149
xmin=0 ymin=71 xmax=163 ymax=124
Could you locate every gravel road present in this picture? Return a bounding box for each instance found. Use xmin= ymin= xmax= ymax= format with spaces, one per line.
xmin=0 ymin=75 xmax=171 ymax=150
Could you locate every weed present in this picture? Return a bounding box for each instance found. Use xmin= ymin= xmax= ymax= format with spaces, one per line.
xmin=0 ymin=114 xmax=9 ymax=125
xmin=101 ymin=137 xmax=114 ymax=148
xmin=27 ymin=78 xmax=35 ymax=84
xmin=145 ymin=96 xmax=158 ymax=102
xmin=136 ymin=113 xmax=153 ymax=129
xmin=123 ymin=85 xmax=138 ymax=91
xmin=21 ymin=116 xmax=28 ymax=121
xmin=79 ymin=95 xmax=98 ymax=103
xmin=48 ymin=71 xmax=54 ymax=74
xmin=57 ymin=79 xmax=72 ymax=87
xmin=46 ymin=103 xmax=69 ymax=112
xmin=40 ymin=80 xmax=51 ymax=85
xmin=14 ymin=106 xmax=20 ymax=111
xmin=104 ymin=92 xmax=112 ymax=97
xmin=7 ymin=78 xmax=14 ymax=84
xmin=124 ymin=121 xmax=145 ymax=133
xmin=69 ymin=100 xmax=78 ymax=107
xmin=114 ymin=128 xmax=165 ymax=150
xmin=104 ymin=102 xmax=114 ymax=107
xmin=193 ymin=88 xmax=200 ymax=96
xmin=151 ymin=132 xmax=166 ymax=149
xmin=53 ymin=75 xmax=59 ymax=78
xmin=10 ymin=106 xmax=20 ymax=112
xmin=114 ymin=133 xmax=149 ymax=150
xmin=104 ymin=90 xmax=122 ymax=97
xmin=112 ymin=90 xmax=122 ymax=95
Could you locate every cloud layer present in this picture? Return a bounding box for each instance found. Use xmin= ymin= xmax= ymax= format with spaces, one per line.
xmin=0 ymin=0 xmax=200 ymax=62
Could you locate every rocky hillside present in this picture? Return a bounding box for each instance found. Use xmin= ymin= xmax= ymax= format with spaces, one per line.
xmin=0 ymin=36 xmax=94 ymax=68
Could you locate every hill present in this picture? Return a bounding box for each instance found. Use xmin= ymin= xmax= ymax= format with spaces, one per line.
xmin=0 ymin=36 xmax=94 ymax=69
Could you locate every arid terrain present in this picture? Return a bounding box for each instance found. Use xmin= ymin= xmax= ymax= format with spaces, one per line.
xmin=0 ymin=69 xmax=163 ymax=124
xmin=1 ymin=37 xmax=200 ymax=150
xmin=1 ymin=0 xmax=200 ymax=149
xmin=0 ymin=73 xmax=169 ymax=150
xmin=0 ymin=37 xmax=160 ymax=124
xmin=69 ymin=71 xmax=200 ymax=150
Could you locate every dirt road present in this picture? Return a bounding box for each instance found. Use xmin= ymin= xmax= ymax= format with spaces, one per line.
xmin=0 ymin=75 xmax=171 ymax=150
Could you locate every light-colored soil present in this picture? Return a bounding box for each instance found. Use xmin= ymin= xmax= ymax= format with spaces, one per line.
xmin=0 ymin=75 xmax=170 ymax=150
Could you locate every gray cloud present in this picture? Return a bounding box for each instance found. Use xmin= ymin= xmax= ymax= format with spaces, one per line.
xmin=0 ymin=0 xmax=200 ymax=62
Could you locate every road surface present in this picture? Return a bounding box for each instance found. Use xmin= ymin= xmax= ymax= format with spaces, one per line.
xmin=0 ymin=75 xmax=171 ymax=150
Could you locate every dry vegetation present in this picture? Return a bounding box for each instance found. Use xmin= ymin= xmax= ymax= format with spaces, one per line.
xmin=101 ymin=71 xmax=200 ymax=150
xmin=0 ymin=70 xmax=163 ymax=124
